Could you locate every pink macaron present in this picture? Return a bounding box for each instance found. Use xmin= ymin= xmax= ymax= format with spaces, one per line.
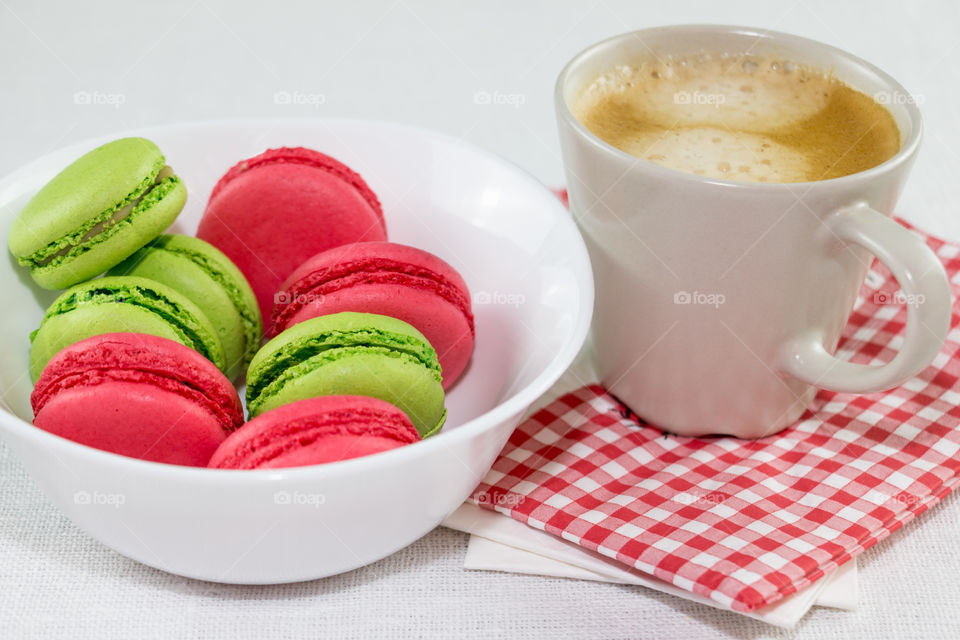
xmin=196 ymin=147 xmax=388 ymax=324
xmin=31 ymin=333 xmax=244 ymax=467
xmin=272 ymin=241 xmax=475 ymax=388
xmin=208 ymin=395 xmax=421 ymax=470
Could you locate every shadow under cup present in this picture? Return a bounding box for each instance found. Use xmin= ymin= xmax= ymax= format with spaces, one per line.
xmin=556 ymin=26 xmax=937 ymax=439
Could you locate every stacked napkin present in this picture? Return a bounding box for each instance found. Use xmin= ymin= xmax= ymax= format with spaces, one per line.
xmin=445 ymin=219 xmax=960 ymax=627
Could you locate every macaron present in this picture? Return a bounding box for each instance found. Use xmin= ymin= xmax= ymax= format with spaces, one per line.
xmin=29 ymin=276 xmax=226 ymax=382
xmin=208 ymin=395 xmax=421 ymax=470
xmin=246 ymin=312 xmax=446 ymax=437
xmin=109 ymin=234 xmax=262 ymax=381
xmin=196 ymin=147 xmax=388 ymax=325
xmin=8 ymin=137 xmax=186 ymax=290
xmin=272 ymin=241 xmax=475 ymax=388
xmin=31 ymin=333 xmax=243 ymax=467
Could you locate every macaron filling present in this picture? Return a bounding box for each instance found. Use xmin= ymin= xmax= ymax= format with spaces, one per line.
xmin=20 ymin=165 xmax=180 ymax=270
xmin=33 ymin=282 xmax=222 ymax=367
xmin=246 ymin=328 xmax=442 ymax=411
xmin=273 ymin=258 xmax=475 ymax=333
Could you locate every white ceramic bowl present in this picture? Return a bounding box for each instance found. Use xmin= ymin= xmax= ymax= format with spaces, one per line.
xmin=0 ymin=119 xmax=593 ymax=583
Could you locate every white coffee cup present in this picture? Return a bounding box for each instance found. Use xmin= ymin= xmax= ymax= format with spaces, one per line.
xmin=556 ymin=25 xmax=952 ymax=438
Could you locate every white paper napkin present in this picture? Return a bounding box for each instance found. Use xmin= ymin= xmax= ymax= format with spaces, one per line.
xmin=446 ymin=334 xmax=859 ymax=627
xmin=443 ymin=503 xmax=857 ymax=628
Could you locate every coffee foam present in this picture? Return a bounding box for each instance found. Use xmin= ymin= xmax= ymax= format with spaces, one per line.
xmin=574 ymin=55 xmax=900 ymax=183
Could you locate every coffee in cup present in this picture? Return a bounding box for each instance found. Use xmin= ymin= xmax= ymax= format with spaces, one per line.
xmin=573 ymin=54 xmax=900 ymax=183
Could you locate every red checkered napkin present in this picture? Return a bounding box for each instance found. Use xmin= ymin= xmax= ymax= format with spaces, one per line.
xmin=469 ymin=221 xmax=960 ymax=612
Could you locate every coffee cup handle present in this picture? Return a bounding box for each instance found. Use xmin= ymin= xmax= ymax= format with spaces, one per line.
xmin=781 ymin=203 xmax=952 ymax=393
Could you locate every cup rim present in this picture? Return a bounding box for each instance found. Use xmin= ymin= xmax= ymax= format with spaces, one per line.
xmin=554 ymin=24 xmax=923 ymax=190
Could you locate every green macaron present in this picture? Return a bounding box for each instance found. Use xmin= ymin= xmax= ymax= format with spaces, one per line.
xmin=29 ymin=276 xmax=226 ymax=382
xmin=246 ymin=312 xmax=447 ymax=437
xmin=8 ymin=137 xmax=186 ymax=290
xmin=109 ymin=234 xmax=263 ymax=381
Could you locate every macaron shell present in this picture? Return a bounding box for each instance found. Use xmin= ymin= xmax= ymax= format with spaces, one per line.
xmin=248 ymin=310 xmax=439 ymax=377
xmin=31 ymin=332 xmax=243 ymax=430
xmin=262 ymin=434 xmax=408 ymax=467
xmin=250 ymin=347 xmax=447 ymax=436
xmin=110 ymin=247 xmax=244 ymax=377
xmin=272 ymin=241 xmax=474 ymax=387
xmin=110 ymin=235 xmax=262 ymax=380
xmin=31 ymin=333 xmax=243 ymax=467
xmin=208 ymin=147 xmax=384 ymax=224
xmin=284 ymin=284 xmax=473 ymax=388
xmin=29 ymin=276 xmax=226 ymax=381
xmin=8 ymin=137 xmax=166 ymax=258
xmin=198 ymin=152 xmax=387 ymax=323
xmin=30 ymin=304 xmax=186 ymax=382
xmin=28 ymin=178 xmax=186 ymax=290
xmin=209 ymin=395 xmax=420 ymax=470
xmin=33 ymin=381 xmax=228 ymax=467
xmin=245 ymin=312 xmax=446 ymax=437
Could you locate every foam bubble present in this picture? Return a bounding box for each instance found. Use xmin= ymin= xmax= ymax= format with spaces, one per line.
xmin=620 ymin=127 xmax=811 ymax=182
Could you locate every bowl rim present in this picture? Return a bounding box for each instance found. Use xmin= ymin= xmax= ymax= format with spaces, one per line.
xmin=0 ymin=117 xmax=595 ymax=483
